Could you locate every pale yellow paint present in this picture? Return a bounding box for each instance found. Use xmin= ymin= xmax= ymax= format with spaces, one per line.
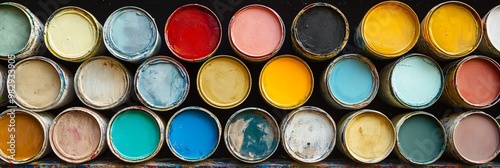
xmin=15 ymin=60 xmax=61 ymax=108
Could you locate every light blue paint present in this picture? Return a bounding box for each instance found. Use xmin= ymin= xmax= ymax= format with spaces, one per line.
xmin=136 ymin=60 xmax=188 ymax=110
xmin=168 ymin=108 xmax=219 ymax=161
xmin=110 ymin=109 xmax=160 ymax=161
xmin=328 ymin=58 xmax=374 ymax=104
xmin=0 ymin=5 xmax=30 ymax=56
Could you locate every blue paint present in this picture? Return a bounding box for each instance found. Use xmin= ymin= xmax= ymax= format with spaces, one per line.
xmin=328 ymin=58 xmax=373 ymax=104
xmin=110 ymin=109 xmax=160 ymax=161
xmin=168 ymin=108 xmax=219 ymax=161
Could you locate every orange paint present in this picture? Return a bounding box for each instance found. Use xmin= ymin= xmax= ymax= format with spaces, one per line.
xmin=456 ymin=58 xmax=500 ymax=106
xmin=0 ymin=112 xmax=44 ymax=161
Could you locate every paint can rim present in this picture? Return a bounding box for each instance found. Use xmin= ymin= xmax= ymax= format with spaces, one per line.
xmin=0 ymin=2 xmax=39 ymax=60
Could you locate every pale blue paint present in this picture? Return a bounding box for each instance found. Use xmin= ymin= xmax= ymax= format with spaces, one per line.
xmin=0 ymin=5 xmax=30 ymax=56
xmin=328 ymin=58 xmax=374 ymax=104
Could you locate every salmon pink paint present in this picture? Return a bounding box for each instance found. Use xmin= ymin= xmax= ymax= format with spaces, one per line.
xmin=456 ymin=57 xmax=500 ymax=106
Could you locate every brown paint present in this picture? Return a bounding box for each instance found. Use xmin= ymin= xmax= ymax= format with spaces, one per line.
xmin=0 ymin=112 xmax=44 ymax=161
xmin=456 ymin=57 xmax=500 ymax=106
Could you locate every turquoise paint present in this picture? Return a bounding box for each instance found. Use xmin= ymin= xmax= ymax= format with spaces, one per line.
xmin=328 ymin=58 xmax=373 ymax=104
xmin=168 ymin=108 xmax=219 ymax=161
xmin=0 ymin=5 xmax=30 ymax=56
xmin=398 ymin=114 xmax=445 ymax=164
xmin=110 ymin=109 xmax=160 ymax=161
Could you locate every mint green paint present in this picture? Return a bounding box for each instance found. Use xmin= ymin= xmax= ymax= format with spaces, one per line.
xmin=0 ymin=5 xmax=31 ymax=56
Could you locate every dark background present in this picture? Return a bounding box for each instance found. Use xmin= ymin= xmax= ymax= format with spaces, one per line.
xmin=5 ymin=0 xmax=500 ymax=163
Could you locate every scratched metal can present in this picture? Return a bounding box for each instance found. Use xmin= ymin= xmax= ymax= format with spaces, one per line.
xmin=478 ymin=5 xmax=500 ymax=58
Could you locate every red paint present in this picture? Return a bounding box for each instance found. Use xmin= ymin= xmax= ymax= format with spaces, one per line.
xmin=456 ymin=57 xmax=500 ymax=106
xmin=165 ymin=4 xmax=221 ymax=61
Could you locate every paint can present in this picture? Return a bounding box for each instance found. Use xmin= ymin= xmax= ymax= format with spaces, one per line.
xmin=75 ymin=56 xmax=132 ymax=110
xmin=166 ymin=106 xmax=221 ymax=162
xmin=104 ymin=6 xmax=161 ymax=63
xmin=259 ymin=55 xmax=313 ymax=109
xmin=441 ymin=55 xmax=500 ymax=109
xmin=165 ymin=4 xmax=222 ymax=62
xmin=321 ymin=54 xmax=378 ymax=110
xmin=378 ymin=53 xmax=443 ymax=109
xmin=224 ymin=107 xmax=279 ymax=163
xmin=0 ymin=65 xmax=8 ymax=106
xmin=478 ymin=5 xmax=500 ymax=58
xmin=392 ymin=111 xmax=446 ymax=165
xmin=354 ymin=1 xmax=419 ymax=59
xmin=49 ymin=107 xmax=108 ymax=163
xmin=45 ymin=6 xmax=106 ymax=62
xmin=0 ymin=2 xmax=44 ymax=60
xmin=0 ymin=108 xmax=54 ymax=164
xmin=441 ymin=111 xmax=500 ymax=165
xmin=135 ymin=56 xmax=189 ymax=111
xmin=416 ymin=1 xmax=482 ymax=60
xmin=9 ymin=56 xmax=74 ymax=112
xmin=229 ymin=4 xmax=285 ymax=62
xmin=107 ymin=106 xmax=164 ymax=163
xmin=281 ymin=106 xmax=335 ymax=163
xmin=197 ymin=55 xmax=251 ymax=109
xmin=291 ymin=2 xmax=349 ymax=61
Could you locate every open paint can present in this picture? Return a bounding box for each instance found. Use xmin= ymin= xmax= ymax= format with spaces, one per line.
xmin=478 ymin=5 xmax=500 ymax=57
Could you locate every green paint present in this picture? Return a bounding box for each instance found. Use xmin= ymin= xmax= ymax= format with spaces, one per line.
xmin=0 ymin=5 xmax=31 ymax=56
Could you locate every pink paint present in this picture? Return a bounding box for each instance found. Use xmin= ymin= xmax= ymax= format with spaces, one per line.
xmin=456 ymin=57 xmax=500 ymax=106
xmin=454 ymin=113 xmax=500 ymax=163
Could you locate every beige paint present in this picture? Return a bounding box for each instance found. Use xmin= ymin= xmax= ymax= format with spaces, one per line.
xmin=15 ymin=59 xmax=61 ymax=108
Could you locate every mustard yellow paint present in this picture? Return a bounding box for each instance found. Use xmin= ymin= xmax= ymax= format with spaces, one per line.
xmin=428 ymin=3 xmax=479 ymax=55
xmin=363 ymin=2 xmax=419 ymax=56
xmin=260 ymin=55 xmax=313 ymax=109
xmin=0 ymin=112 xmax=44 ymax=161
xmin=198 ymin=56 xmax=251 ymax=108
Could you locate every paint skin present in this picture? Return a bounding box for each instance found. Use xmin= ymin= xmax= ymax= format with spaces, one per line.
xmin=398 ymin=115 xmax=445 ymax=163
xmin=454 ymin=114 xmax=500 ymax=162
xmin=110 ymin=110 xmax=160 ymax=161
xmin=329 ymin=58 xmax=373 ymax=104
xmin=166 ymin=5 xmax=220 ymax=60
xmin=345 ymin=112 xmax=394 ymax=162
xmin=487 ymin=6 xmax=500 ymax=50
xmin=363 ymin=2 xmax=417 ymax=56
xmin=296 ymin=6 xmax=345 ymax=54
xmin=456 ymin=58 xmax=500 ymax=106
xmin=198 ymin=57 xmax=250 ymax=108
xmin=0 ymin=5 xmax=30 ymax=56
xmin=261 ymin=56 xmax=312 ymax=108
xmin=230 ymin=5 xmax=283 ymax=57
xmin=226 ymin=109 xmax=278 ymax=162
xmin=0 ymin=112 xmax=44 ymax=161
xmin=391 ymin=56 xmax=442 ymax=107
xmin=15 ymin=60 xmax=61 ymax=108
xmin=168 ymin=109 xmax=219 ymax=160
xmin=428 ymin=3 xmax=479 ymax=55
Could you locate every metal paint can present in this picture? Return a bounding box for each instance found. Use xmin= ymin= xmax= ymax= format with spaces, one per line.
xmin=0 ymin=108 xmax=54 ymax=164
xmin=49 ymin=107 xmax=108 ymax=163
xmin=321 ymin=54 xmax=378 ymax=110
xmin=336 ymin=109 xmax=395 ymax=164
xmin=166 ymin=106 xmax=222 ymax=162
xmin=291 ymin=2 xmax=349 ymax=61
xmin=0 ymin=2 xmax=45 ymax=60
xmin=75 ymin=56 xmax=132 ymax=110
xmin=378 ymin=53 xmax=443 ymax=109
xmin=392 ymin=111 xmax=446 ymax=165
xmin=441 ymin=111 xmax=500 ymax=165
xmin=354 ymin=1 xmax=419 ymax=59
xmin=9 ymin=56 xmax=74 ymax=112
xmin=0 ymin=65 xmax=8 ymax=106
xmin=107 ymin=106 xmax=164 ymax=163
xmin=224 ymin=107 xmax=279 ymax=163
xmin=103 ymin=6 xmax=161 ymax=63
xmin=197 ymin=55 xmax=251 ymax=109
xmin=416 ymin=1 xmax=482 ymax=60
xmin=45 ymin=6 xmax=106 ymax=62
xmin=440 ymin=55 xmax=500 ymax=109
xmin=281 ymin=106 xmax=336 ymax=163
xmin=478 ymin=5 xmax=500 ymax=58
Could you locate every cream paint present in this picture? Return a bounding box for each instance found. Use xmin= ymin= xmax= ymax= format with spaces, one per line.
xmin=46 ymin=12 xmax=96 ymax=58
xmin=487 ymin=6 xmax=500 ymax=51
xmin=15 ymin=60 xmax=61 ymax=108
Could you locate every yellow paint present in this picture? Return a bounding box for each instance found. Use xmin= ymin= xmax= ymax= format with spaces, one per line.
xmin=0 ymin=112 xmax=44 ymax=161
xmin=428 ymin=3 xmax=479 ymax=55
xmin=363 ymin=2 xmax=418 ymax=56
xmin=198 ymin=56 xmax=251 ymax=108
xmin=345 ymin=112 xmax=395 ymax=162
xmin=260 ymin=55 xmax=313 ymax=109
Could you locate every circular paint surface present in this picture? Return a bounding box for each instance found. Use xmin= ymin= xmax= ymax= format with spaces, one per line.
xmin=260 ymin=56 xmax=313 ymax=109
xmin=168 ymin=108 xmax=219 ymax=161
xmin=15 ymin=59 xmax=61 ymax=108
xmin=0 ymin=112 xmax=44 ymax=161
xmin=0 ymin=5 xmax=30 ymax=56
xmin=166 ymin=5 xmax=220 ymax=61
xmin=391 ymin=56 xmax=442 ymax=108
xmin=226 ymin=109 xmax=278 ymax=162
xmin=453 ymin=113 xmax=500 ymax=163
xmin=230 ymin=5 xmax=283 ymax=57
xmin=328 ymin=58 xmax=374 ymax=105
xmin=486 ymin=6 xmax=500 ymax=51
xmin=198 ymin=56 xmax=251 ymax=108
xmin=109 ymin=110 xmax=160 ymax=161
xmin=456 ymin=57 xmax=500 ymax=106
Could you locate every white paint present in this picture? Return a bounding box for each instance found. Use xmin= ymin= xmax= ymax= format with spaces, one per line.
xmin=487 ymin=6 xmax=500 ymax=51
